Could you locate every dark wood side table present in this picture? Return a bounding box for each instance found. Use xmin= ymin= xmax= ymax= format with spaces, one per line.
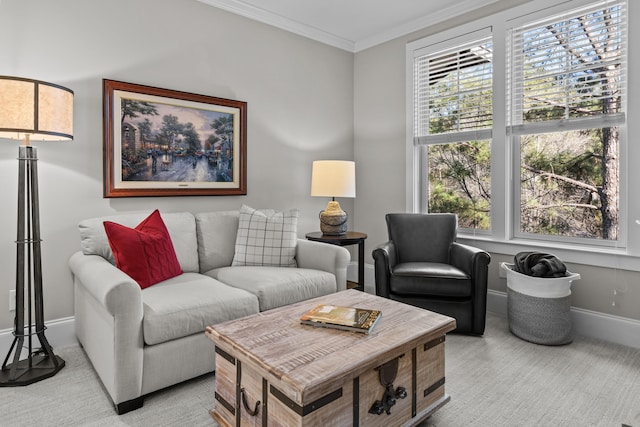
xmin=305 ymin=231 xmax=367 ymax=291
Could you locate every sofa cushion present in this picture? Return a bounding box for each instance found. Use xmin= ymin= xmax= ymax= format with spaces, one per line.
xmin=195 ymin=210 xmax=240 ymax=272
xmin=78 ymin=211 xmax=199 ymax=273
xmin=104 ymin=209 xmax=183 ymax=289
xmin=232 ymin=205 xmax=298 ymax=267
xmin=141 ymin=272 xmax=259 ymax=345
xmin=208 ymin=266 xmax=336 ymax=311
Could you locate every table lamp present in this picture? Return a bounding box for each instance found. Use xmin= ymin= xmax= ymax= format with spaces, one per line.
xmin=311 ymin=160 xmax=356 ymax=235
xmin=0 ymin=76 xmax=73 ymax=386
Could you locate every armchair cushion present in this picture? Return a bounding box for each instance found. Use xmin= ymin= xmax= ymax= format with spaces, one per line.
xmin=394 ymin=262 xmax=469 ymax=280
xmin=104 ymin=210 xmax=183 ymax=289
xmin=391 ymin=262 xmax=471 ymax=298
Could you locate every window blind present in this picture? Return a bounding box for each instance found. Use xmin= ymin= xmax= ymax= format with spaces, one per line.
xmin=414 ymin=35 xmax=493 ymax=145
xmin=507 ymin=0 xmax=627 ymax=134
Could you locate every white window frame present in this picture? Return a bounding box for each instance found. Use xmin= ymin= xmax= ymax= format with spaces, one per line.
xmin=406 ymin=0 xmax=639 ymax=271
xmin=508 ymin=1 xmax=628 ymax=248
xmin=411 ymin=28 xmax=493 ymax=230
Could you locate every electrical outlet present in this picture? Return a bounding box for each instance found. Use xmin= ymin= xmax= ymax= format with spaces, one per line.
xmin=9 ymin=290 xmax=15 ymax=311
xmin=498 ymin=262 xmax=507 ymax=279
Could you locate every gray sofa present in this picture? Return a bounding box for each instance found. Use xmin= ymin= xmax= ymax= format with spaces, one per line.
xmin=68 ymin=210 xmax=350 ymax=414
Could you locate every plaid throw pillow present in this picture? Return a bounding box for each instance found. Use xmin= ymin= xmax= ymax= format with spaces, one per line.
xmin=232 ymin=205 xmax=298 ymax=267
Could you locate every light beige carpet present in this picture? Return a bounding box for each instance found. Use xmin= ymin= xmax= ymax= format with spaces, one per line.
xmin=424 ymin=314 xmax=640 ymax=427
xmin=1 ymin=312 xmax=638 ymax=426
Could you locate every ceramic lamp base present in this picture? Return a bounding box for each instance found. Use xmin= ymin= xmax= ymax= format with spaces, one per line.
xmin=320 ymin=201 xmax=348 ymax=235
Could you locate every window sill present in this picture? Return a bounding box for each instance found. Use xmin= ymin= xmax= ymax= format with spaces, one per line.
xmin=458 ymin=234 xmax=640 ymax=272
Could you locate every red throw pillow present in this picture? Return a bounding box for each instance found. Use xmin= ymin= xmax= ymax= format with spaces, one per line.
xmin=104 ymin=209 xmax=183 ymax=289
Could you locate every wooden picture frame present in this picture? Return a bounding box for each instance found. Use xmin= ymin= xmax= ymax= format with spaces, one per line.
xmin=103 ymin=79 xmax=247 ymax=197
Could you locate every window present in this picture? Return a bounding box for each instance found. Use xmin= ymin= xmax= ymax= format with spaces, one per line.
xmin=413 ymin=30 xmax=493 ymax=231
xmin=507 ymin=0 xmax=627 ymax=243
xmin=409 ymin=0 xmax=627 ymax=248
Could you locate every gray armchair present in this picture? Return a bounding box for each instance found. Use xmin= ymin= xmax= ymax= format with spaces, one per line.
xmin=372 ymin=213 xmax=490 ymax=335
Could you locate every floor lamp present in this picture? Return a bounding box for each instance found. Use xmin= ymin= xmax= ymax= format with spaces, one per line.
xmin=0 ymin=76 xmax=73 ymax=386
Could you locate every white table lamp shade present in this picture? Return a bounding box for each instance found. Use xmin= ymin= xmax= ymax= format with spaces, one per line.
xmin=311 ymin=160 xmax=356 ymax=198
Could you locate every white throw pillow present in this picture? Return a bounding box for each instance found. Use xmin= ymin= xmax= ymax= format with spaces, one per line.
xmin=232 ymin=205 xmax=298 ymax=267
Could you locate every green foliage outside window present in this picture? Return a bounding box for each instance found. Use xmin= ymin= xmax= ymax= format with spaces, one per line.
xmin=428 ymin=141 xmax=491 ymax=230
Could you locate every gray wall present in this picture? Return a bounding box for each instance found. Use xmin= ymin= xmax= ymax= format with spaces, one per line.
xmin=354 ymin=0 xmax=640 ymax=321
xmin=0 ymin=0 xmax=354 ymax=330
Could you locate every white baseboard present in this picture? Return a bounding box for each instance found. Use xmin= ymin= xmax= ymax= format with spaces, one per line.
xmin=351 ymin=262 xmax=640 ymax=349
xmin=0 ymin=317 xmax=78 ymax=356
xmin=487 ymin=290 xmax=640 ymax=349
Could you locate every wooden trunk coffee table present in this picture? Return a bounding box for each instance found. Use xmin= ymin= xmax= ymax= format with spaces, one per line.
xmin=205 ymin=289 xmax=456 ymax=427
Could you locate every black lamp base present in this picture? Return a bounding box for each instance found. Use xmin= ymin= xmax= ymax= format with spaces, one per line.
xmin=0 ymin=355 xmax=65 ymax=387
xmin=0 ymin=144 xmax=65 ymax=388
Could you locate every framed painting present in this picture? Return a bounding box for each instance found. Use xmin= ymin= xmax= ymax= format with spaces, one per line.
xmin=103 ymin=79 xmax=247 ymax=197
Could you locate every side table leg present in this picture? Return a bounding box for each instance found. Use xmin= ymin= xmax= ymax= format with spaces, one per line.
xmin=358 ymin=240 xmax=365 ymax=291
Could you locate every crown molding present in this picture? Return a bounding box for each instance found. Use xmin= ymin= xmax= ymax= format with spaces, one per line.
xmin=354 ymin=0 xmax=502 ymax=52
xmin=197 ymin=0 xmax=355 ymax=51
xmin=198 ymin=0 xmax=502 ymax=53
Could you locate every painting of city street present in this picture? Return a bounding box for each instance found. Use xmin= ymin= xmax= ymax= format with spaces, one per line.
xmin=103 ymin=80 xmax=246 ymax=197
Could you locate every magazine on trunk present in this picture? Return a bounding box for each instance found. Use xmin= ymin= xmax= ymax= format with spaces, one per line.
xmin=300 ymin=304 xmax=381 ymax=334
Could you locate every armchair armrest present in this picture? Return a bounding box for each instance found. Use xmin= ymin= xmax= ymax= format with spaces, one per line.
xmin=450 ymin=242 xmax=491 ymax=334
xmin=295 ymin=239 xmax=351 ymax=291
xmin=68 ymin=251 xmax=144 ymax=407
xmin=449 ymin=242 xmax=491 ymax=280
xmin=372 ymin=241 xmax=397 ymax=297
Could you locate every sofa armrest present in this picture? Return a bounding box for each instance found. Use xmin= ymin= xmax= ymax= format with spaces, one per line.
xmin=295 ymin=239 xmax=351 ymax=291
xmin=68 ymin=251 xmax=144 ymax=407
xmin=69 ymin=251 xmax=143 ymax=316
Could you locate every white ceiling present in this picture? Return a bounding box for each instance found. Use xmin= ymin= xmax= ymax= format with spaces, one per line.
xmin=197 ymin=0 xmax=502 ymax=52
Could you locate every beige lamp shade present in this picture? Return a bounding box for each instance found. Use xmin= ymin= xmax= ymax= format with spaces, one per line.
xmin=311 ymin=160 xmax=356 ymax=198
xmin=0 ymin=76 xmax=74 ymax=142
